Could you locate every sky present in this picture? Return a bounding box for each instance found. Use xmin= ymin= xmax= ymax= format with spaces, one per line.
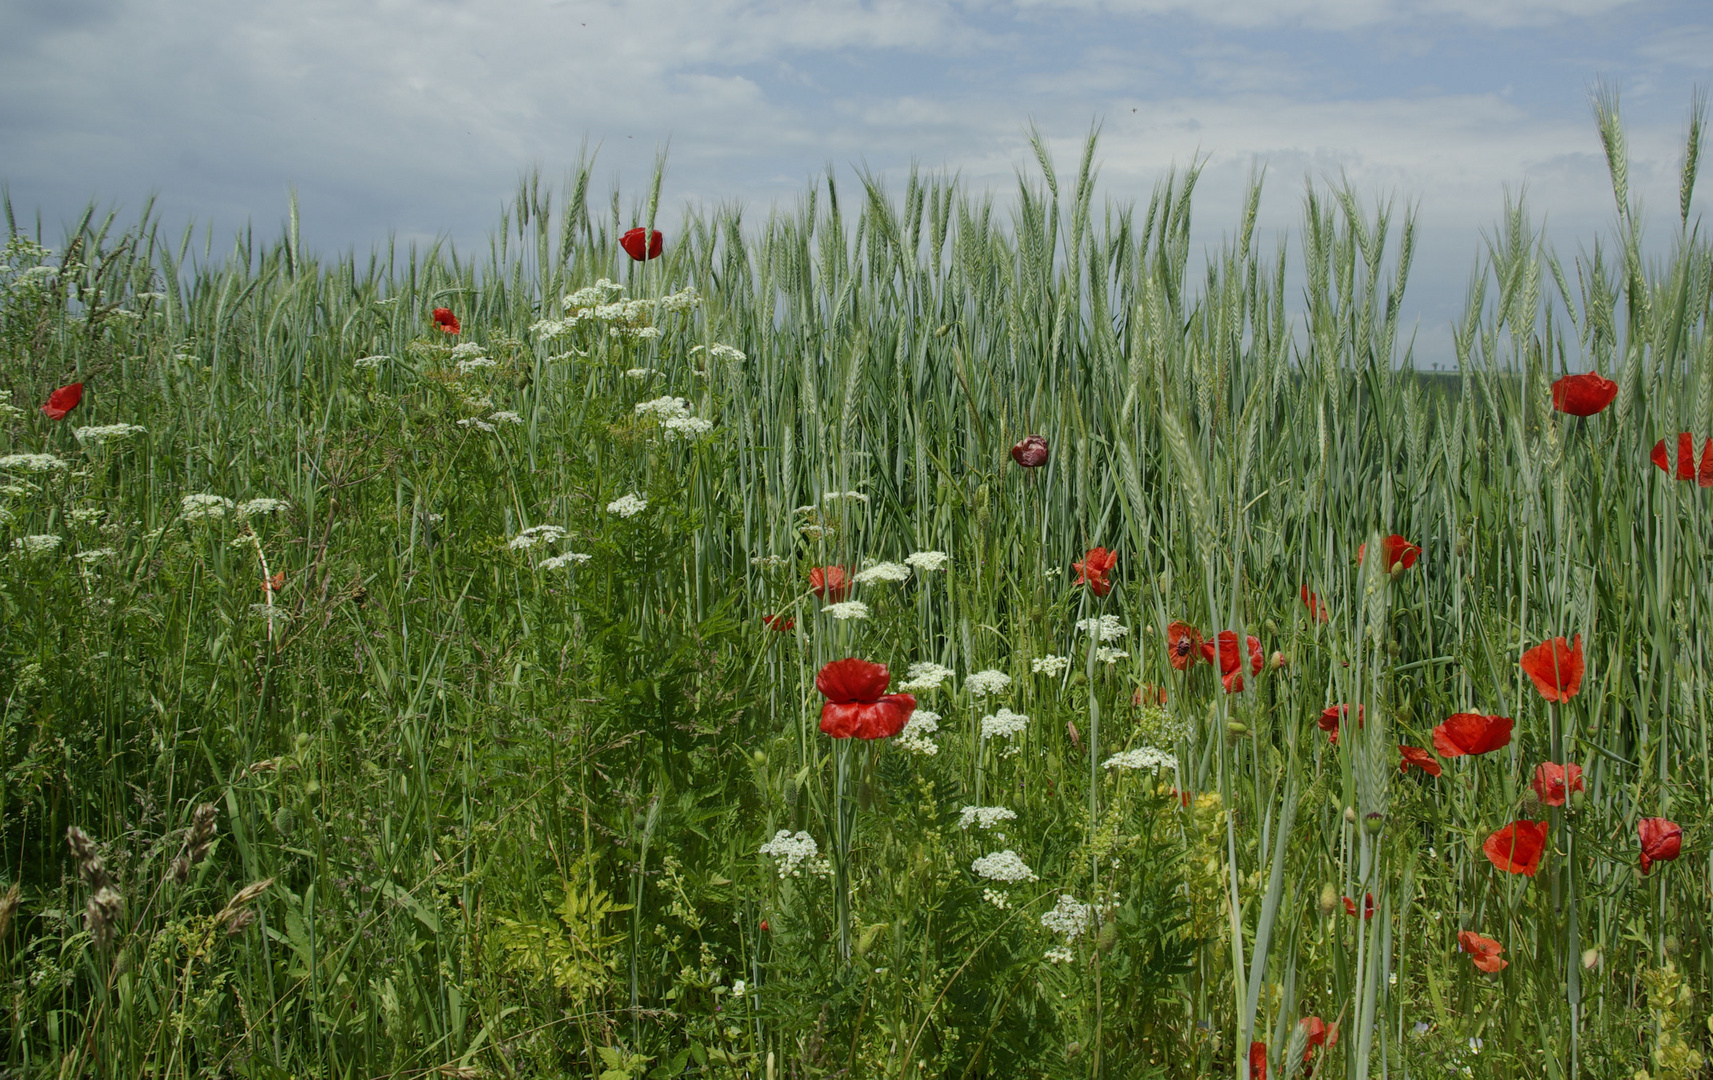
xmin=4 ymin=0 xmax=1710 ymax=366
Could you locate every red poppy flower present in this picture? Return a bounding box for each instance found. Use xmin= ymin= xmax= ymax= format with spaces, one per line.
xmin=1638 ymin=817 xmax=1683 ymax=874
xmin=1249 ymin=1041 xmax=1267 ymax=1080
xmin=1200 ymin=631 xmax=1262 ymax=692
xmin=1010 ymin=434 xmax=1049 ymax=468
xmin=1357 ymin=534 xmax=1420 ymax=573
xmin=1300 ymin=585 xmax=1329 ymax=622
xmin=1073 ymin=547 xmax=1117 ymax=597
xmin=1299 ymin=1016 xmax=1337 ymax=1061
xmin=431 ymin=307 xmax=460 ymax=334
xmin=759 ymin=919 xmax=769 ymax=932
xmin=1343 ymin=892 xmax=1374 ymax=919
xmin=763 ymin=613 xmax=795 ymax=633
xmin=620 ymin=227 xmax=664 ymax=261
xmin=1483 ymin=819 xmax=1549 ymax=876
xmin=1319 ymin=704 xmax=1363 ymax=745
xmin=40 ymin=381 xmax=83 ymax=420
xmin=1458 ymin=930 xmax=1507 ymax=973
xmin=1519 ymin=635 xmax=1584 ymax=702
xmin=809 ymin=565 xmax=850 ymax=602
xmin=1649 ymin=432 xmax=1713 ymax=485
xmin=1551 ymin=372 xmax=1619 ymax=417
xmin=264 ymin=570 xmax=286 ymax=594
xmin=1530 ymin=762 xmax=1584 ymax=807
xmin=1166 ymin=622 xmax=1203 ymax=671
xmin=1399 ymin=745 xmax=1442 ymax=777
xmin=1431 ymin=713 xmax=1513 ymax=757
xmin=815 ymin=658 xmax=916 ymax=739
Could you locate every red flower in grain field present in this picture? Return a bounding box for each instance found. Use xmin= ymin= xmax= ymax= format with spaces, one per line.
xmin=1010 ymin=434 xmax=1049 ymax=467
xmin=1551 ymin=372 xmax=1618 ymax=417
xmin=1431 ymin=713 xmax=1513 ymax=757
xmin=1200 ymin=631 xmax=1261 ymax=692
xmin=1343 ymin=892 xmax=1374 ymax=919
xmin=1399 ymin=745 xmax=1442 ymax=777
xmin=1530 ymin=762 xmax=1584 ymax=807
xmin=1166 ymin=621 xmax=1203 ymax=671
xmin=1249 ymin=1041 xmax=1268 ymax=1080
xmin=815 ymin=658 xmax=916 ymax=740
xmin=1300 ymin=584 xmax=1329 ymax=622
xmin=1319 ymin=704 xmax=1363 ymax=745
xmin=1358 ymin=534 xmax=1420 ymax=573
xmin=1519 ymin=635 xmax=1584 ymax=702
xmin=41 ymin=381 xmax=83 ymax=420
xmin=1458 ymin=930 xmax=1507 ymax=973
xmin=763 ymin=613 xmax=795 ymax=633
xmin=1299 ymin=1016 xmax=1337 ymax=1062
xmin=431 ymin=307 xmax=460 ymax=335
xmin=1650 ymin=433 xmax=1713 ymax=485
xmin=809 ymin=565 xmax=850 ymax=602
xmin=1132 ymin=684 xmax=1168 ymax=706
xmin=1638 ymin=817 xmax=1683 ymax=874
xmin=1483 ymin=819 xmax=1549 ymax=876
xmin=1073 ymin=546 xmax=1117 ymax=596
xmin=620 ymin=227 xmax=664 ymax=261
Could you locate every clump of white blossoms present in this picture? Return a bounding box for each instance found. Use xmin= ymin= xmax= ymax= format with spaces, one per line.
xmin=0 ymin=453 xmax=68 ymax=473
xmin=823 ymin=490 xmax=868 ymax=504
xmin=972 ymin=850 xmax=1037 ymax=883
xmin=489 ymin=410 xmax=524 ymax=426
xmin=980 ymin=707 xmax=1029 ymax=741
xmin=537 ymin=552 xmax=592 ymax=570
xmin=635 ymin=396 xmax=691 ymax=421
xmin=457 ymin=417 xmax=496 ymax=433
xmin=662 ymin=416 xmax=715 ymax=440
xmin=899 ymin=662 xmax=955 ymax=692
xmin=656 ymin=286 xmax=702 ymax=313
xmin=1044 ymin=946 xmax=1076 ymax=964
xmin=1032 ymin=655 xmax=1071 ymax=677
xmin=353 ymin=354 xmax=390 ymax=370
xmin=180 ymin=494 xmax=234 ymax=520
xmin=238 ymin=498 xmax=289 ymax=517
xmin=624 ymin=367 xmax=656 ymax=380
xmin=509 ymin=524 xmax=567 ymax=551
xmin=75 ymin=547 xmax=117 ymax=564
xmin=73 ymin=424 xmax=146 ymax=446
xmin=904 ymin=550 xmax=949 ymax=571
xmin=983 ymin=888 xmax=1011 ymax=909
xmin=1095 ymin=647 xmax=1129 ymax=664
xmin=894 ymin=709 xmax=940 ymax=755
xmin=853 ymin=561 xmax=910 ymax=585
xmin=450 ymin=342 xmax=485 ymax=359
xmin=1102 ymin=746 xmax=1178 ymax=773
xmin=1040 ymin=895 xmax=1092 ymax=942
xmin=1076 ymin=615 xmax=1130 ymax=642
xmin=607 ymin=493 xmax=647 ymax=518
xmin=822 ymin=600 xmax=869 ymax=621
xmin=965 ymin=669 xmax=1012 ymax=698
xmin=758 ymin=830 xmax=831 ymax=879
xmin=563 ymin=279 xmax=624 ymax=309
xmin=69 ymin=508 xmax=102 ymax=526
xmin=958 ymin=806 xmax=1018 ymax=831
xmin=12 ymin=534 xmax=62 ymax=555
xmin=701 ymin=343 xmax=746 ymax=364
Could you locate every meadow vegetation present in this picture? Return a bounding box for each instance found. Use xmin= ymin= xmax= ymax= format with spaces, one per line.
xmin=1 ymin=97 xmax=1710 ymax=1078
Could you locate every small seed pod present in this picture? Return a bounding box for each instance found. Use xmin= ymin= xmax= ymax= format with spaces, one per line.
xmin=1318 ymin=883 xmax=1339 ymax=917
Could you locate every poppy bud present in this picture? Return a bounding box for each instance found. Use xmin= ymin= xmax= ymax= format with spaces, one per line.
xmin=760 ymin=919 xmax=770 ymax=932
xmin=1096 ymin=921 xmax=1118 ymax=951
xmin=1227 ymin=721 xmax=1248 ymax=735
xmin=1386 ymin=640 xmax=1401 ymax=656
xmin=1569 ymin=787 xmax=1586 ymax=811
xmin=1390 ymin=563 xmax=1408 ymax=580
xmin=1010 ymin=434 xmax=1049 ymax=468
xmin=1520 ymin=791 xmax=1544 ymax=820
xmin=1263 ymin=618 xmax=1277 ymax=634
xmin=1580 ymin=947 xmax=1599 ymax=969
xmin=1066 ymin=1042 xmax=1083 ymax=1059
xmin=1343 ymin=806 xmax=1358 ymax=825
xmin=1364 ymin=812 xmax=1385 ymax=835
xmin=752 ymin=749 xmax=766 ymax=764
xmin=1318 ymin=883 xmax=1339 ymax=917
xmin=1270 ymin=651 xmax=1287 ymax=670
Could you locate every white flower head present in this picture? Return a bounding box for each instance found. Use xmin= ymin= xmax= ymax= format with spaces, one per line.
xmin=708 ymin=343 xmax=746 ymax=364
xmin=662 ymin=416 xmax=715 ymax=440
xmin=1103 ymin=746 xmax=1178 ymax=773
xmin=1076 ymin=615 xmax=1130 ymax=642
xmin=895 ymin=709 xmax=941 ymax=756
xmin=979 ymin=707 xmax=1029 ymax=741
xmin=822 ymin=600 xmax=870 ymax=621
xmin=12 ymin=534 xmax=62 ymax=555
xmin=1095 ymin=647 xmax=1129 ymax=664
xmin=537 ymin=551 xmax=593 ymax=570
xmin=456 ymin=356 xmax=498 ymax=374
xmin=965 ymin=669 xmax=1012 ymax=698
xmin=450 ymin=342 xmax=487 ymax=360
xmin=237 ymin=498 xmax=289 ymax=517
xmin=75 ymin=547 xmax=117 ymax=564
xmin=899 ymin=662 xmax=955 ymax=692
xmin=489 ymin=410 xmax=524 ymax=425
xmin=607 ymin=493 xmax=647 ymax=518
xmin=657 ymin=286 xmax=702 ymax=312
xmin=983 ymin=888 xmax=1011 ymax=909
xmin=1032 ymin=655 xmax=1071 ymax=677
xmin=73 ymin=424 xmax=146 ymax=446
xmin=853 ymin=561 xmax=910 ymax=585
xmin=971 ymin=850 xmax=1037 ymax=883
xmin=759 ymin=830 xmax=831 ymax=879
xmin=823 ymin=490 xmax=869 ymax=505
xmin=958 ymin=806 xmax=1018 ymax=831
xmin=624 ymin=368 xmax=656 ymax=380
xmin=69 ymin=507 xmax=102 ymax=526
xmin=457 ymin=417 xmax=496 ymax=433
xmin=635 ymin=396 xmax=691 ymax=421
xmin=904 ymin=550 xmax=949 ymax=571
xmin=564 ymin=279 xmax=624 ymax=308
xmin=1044 ymin=946 xmax=1077 ymax=964
xmin=180 ymin=494 xmax=234 ymax=520
xmin=353 ymin=354 xmax=390 ymax=370
xmin=1040 ymin=895 xmax=1092 ymax=941
xmin=509 ymin=524 xmax=567 ymax=550
xmin=0 ymin=453 xmax=68 ymax=473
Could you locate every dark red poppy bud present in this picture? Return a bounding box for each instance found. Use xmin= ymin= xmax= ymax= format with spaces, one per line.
xmin=1638 ymin=817 xmax=1683 ymax=874
xmin=1010 ymin=434 xmax=1049 ymax=468
xmin=41 ymin=381 xmax=83 ymax=420
xmin=620 ymin=227 xmax=664 ymax=261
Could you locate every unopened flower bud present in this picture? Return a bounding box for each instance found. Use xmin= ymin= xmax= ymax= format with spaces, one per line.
xmin=1227 ymin=721 xmax=1249 ymax=735
xmin=1581 ymin=947 xmax=1600 ymax=969
xmin=1343 ymin=806 xmax=1358 ymax=825
xmin=752 ymin=749 xmax=766 ymax=765
xmin=1263 ymin=618 xmax=1278 ymax=635
xmin=1270 ymin=650 xmax=1287 ymax=670
xmin=1390 ymin=563 xmax=1408 ymax=581
xmin=1364 ymin=812 xmax=1385 ymax=835
xmin=1318 ymin=883 xmax=1339 ymax=917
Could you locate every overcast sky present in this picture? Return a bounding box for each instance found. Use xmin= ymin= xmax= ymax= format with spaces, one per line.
xmin=4 ymin=0 xmax=1709 ymax=365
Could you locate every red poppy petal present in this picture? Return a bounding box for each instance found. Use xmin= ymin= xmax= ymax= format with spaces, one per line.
xmin=1700 ymin=438 xmax=1713 ymax=488
xmin=852 ymin=694 xmax=916 ymax=739
xmin=1432 ymin=713 xmax=1513 ymax=757
xmin=1680 ymin=433 xmax=1697 ymax=480
xmin=1652 ymin=438 xmax=1671 ymax=473
xmin=1483 ymin=820 xmax=1549 ymax=876
xmin=41 ymin=381 xmax=83 ymax=420
xmin=1519 ymin=636 xmax=1584 ymax=702
xmin=814 ymin=658 xmax=891 ymax=704
xmin=819 ymin=702 xmax=863 ymax=739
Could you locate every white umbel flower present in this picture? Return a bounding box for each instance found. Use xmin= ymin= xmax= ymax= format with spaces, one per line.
xmin=822 ymin=600 xmax=870 ymax=621
xmin=895 ymin=709 xmax=940 ymax=755
xmin=662 ymin=416 xmax=714 ymax=440
xmin=353 ymin=354 xmax=390 ymax=370
xmin=965 ymin=669 xmax=1012 ymax=698
xmin=489 ymin=410 xmax=524 ymax=425
xmin=1102 ymin=746 xmax=1178 ymax=772
xmin=509 ymin=525 xmax=567 ymax=550
xmin=899 ymin=662 xmax=955 ymax=692
xmin=758 ymin=830 xmax=830 ymax=878
xmin=635 ymin=396 xmax=691 ymax=421
xmin=12 ymin=534 xmax=61 ymax=555
xmin=237 ymin=498 xmax=289 ymax=517
xmin=971 ymin=850 xmax=1037 ymax=883
xmin=979 ymin=707 xmax=1029 ymax=741
xmin=904 ymin=550 xmax=949 ymax=571
xmin=708 ymin=343 xmax=746 ymax=363
xmin=180 ymin=494 xmax=234 ymax=520
xmin=624 ymin=367 xmax=657 ymax=380
xmin=1095 ymin=647 xmax=1129 ymax=664
xmin=607 ymin=493 xmax=647 ymax=518
xmin=1076 ymin=615 xmax=1129 ymax=642
xmin=537 ymin=551 xmax=592 ymax=570
xmin=0 ymin=453 xmax=68 ymax=473
xmin=457 ymin=417 xmax=495 ymax=432
xmin=958 ymin=806 xmax=1018 ymax=831
xmin=73 ymin=424 xmax=146 ymax=446
xmin=853 ymin=562 xmax=910 ymax=585
xmin=1040 ymin=895 xmax=1092 ymax=941
xmin=823 ymin=490 xmax=869 ymax=504
xmin=1032 ymin=655 xmax=1071 ymax=677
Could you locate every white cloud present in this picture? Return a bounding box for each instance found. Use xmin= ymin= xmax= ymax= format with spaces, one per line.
xmin=1006 ymin=0 xmax=1642 ymax=31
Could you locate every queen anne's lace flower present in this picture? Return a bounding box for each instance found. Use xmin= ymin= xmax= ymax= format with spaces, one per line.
xmin=353 ymin=354 xmax=390 ymax=370
xmin=1076 ymin=614 xmax=1130 ymax=642
xmin=823 ymin=490 xmax=868 ymax=504
xmin=657 ymin=286 xmax=702 ymax=312
xmin=624 ymin=367 xmax=656 ymax=380
xmin=899 ymin=662 xmax=955 ymax=692
xmin=564 ymin=279 xmax=623 ymax=309
xmin=1044 ymin=946 xmax=1076 ymax=964
xmin=1095 ymin=647 xmax=1129 ymax=664
xmin=12 ymin=534 xmax=61 ymax=555
xmin=636 ymin=396 xmax=691 ymax=421
xmin=708 ymin=343 xmax=746 ymax=363
xmin=854 ymin=562 xmax=910 ymax=585
xmin=958 ymin=806 xmax=1018 ymax=830
xmin=537 ymin=552 xmax=592 ymax=570
xmin=75 ymin=547 xmax=117 ymax=564
xmin=972 ymin=850 xmax=1037 ymax=883
xmin=607 ymin=493 xmax=647 ymax=518
xmin=1032 ymin=655 xmax=1071 ymax=677
xmin=980 ymin=707 xmax=1029 ymax=741
xmin=489 ymin=410 xmax=524 ymax=425
xmin=1040 ymin=895 xmax=1092 ymax=941
xmin=73 ymin=424 xmax=146 ymax=446
xmin=822 ymin=600 xmax=869 ymax=621
xmin=456 ymin=355 xmax=497 ymax=374
xmin=509 ymin=525 xmax=567 ymax=550
xmin=180 ymin=494 xmax=234 ymax=520
xmin=457 ymin=417 xmax=496 ymax=432
xmin=895 ymin=709 xmax=940 ymax=755
xmin=904 ymin=550 xmax=949 ymax=571
xmin=759 ymin=830 xmax=831 ymax=878
xmin=238 ymin=498 xmax=289 ymax=517
xmin=450 ymin=342 xmax=487 ymax=360
xmin=0 ymin=453 xmax=68 ymax=473
xmin=1103 ymin=746 xmax=1178 ymax=772
xmin=965 ymin=669 xmax=1012 ymax=698
xmin=663 ymin=416 xmax=714 ymax=440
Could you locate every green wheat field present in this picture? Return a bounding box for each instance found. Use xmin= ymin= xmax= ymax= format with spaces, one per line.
xmin=1 ymin=99 xmax=1709 ymax=1079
